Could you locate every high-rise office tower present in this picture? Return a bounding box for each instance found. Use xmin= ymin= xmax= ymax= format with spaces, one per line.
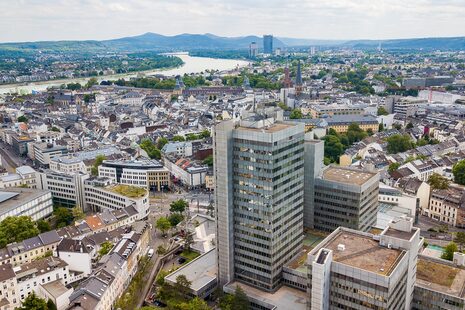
xmin=263 ymin=35 xmax=273 ymax=54
xmin=249 ymin=42 xmax=258 ymax=58
xmin=313 ymin=166 xmax=379 ymax=232
xmin=303 ymin=137 xmax=324 ymax=229
xmin=214 ymin=114 xmax=305 ymax=292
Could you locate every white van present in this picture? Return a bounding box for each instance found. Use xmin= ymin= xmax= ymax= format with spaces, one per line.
xmin=147 ymin=248 xmax=154 ymax=258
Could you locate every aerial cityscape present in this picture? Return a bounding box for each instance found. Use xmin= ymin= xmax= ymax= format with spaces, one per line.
xmin=1 ymin=1 xmax=465 ymax=310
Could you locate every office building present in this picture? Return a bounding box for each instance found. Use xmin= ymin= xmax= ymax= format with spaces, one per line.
xmin=98 ymin=159 xmax=170 ymax=192
xmin=263 ymin=35 xmax=273 ymax=54
xmin=308 ymin=216 xmax=421 ymax=310
xmin=32 ymin=142 xmax=68 ymax=167
xmin=303 ymin=138 xmax=324 ymax=229
xmin=249 ymin=42 xmax=258 ymax=58
xmin=313 ymin=166 xmax=379 ymax=232
xmin=214 ymin=116 xmax=305 ymax=292
xmin=0 ymin=188 xmax=53 ymax=221
xmin=38 ymin=170 xmax=89 ymax=208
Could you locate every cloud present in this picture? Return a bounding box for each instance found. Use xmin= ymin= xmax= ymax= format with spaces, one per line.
xmin=0 ymin=0 xmax=464 ymax=42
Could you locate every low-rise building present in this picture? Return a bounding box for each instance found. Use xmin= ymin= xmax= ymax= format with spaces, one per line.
xmin=83 ymin=178 xmax=149 ymax=219
xmin=425 ymin=184 xmax=465 ymax=227
xmin=163 ymin=156 xmax=208 ymax=189
xmin=32 ymin=143 xmax=68 ymax=167
xmin=0 ymin=166 xmax=39 ymax=189
xmin=0 ymin=188 xmax=53 ymax=222
xmin=98 ymin=159 xmax=170 ymax=192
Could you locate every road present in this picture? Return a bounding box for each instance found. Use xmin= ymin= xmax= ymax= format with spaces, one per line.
xmin=0 ymin=142 xmax=21 ymax=172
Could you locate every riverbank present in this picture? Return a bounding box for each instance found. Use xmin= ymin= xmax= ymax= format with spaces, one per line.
xmin=0 ymin=54 xmax=250 ymax=95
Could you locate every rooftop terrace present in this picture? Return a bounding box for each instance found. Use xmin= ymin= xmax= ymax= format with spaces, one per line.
xmin=107 ymin=184 xmax=147 ymax=198
xmin=416 ymin=258 xmax=465 ymax=298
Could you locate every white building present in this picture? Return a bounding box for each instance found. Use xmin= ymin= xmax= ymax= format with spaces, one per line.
xmin=161 ymin=141 xmax=193 ymax=157
xmin=0 ymin=166 xmax=39 ymax=189
xmin=0 ymin=188 xmax=53 ymax=222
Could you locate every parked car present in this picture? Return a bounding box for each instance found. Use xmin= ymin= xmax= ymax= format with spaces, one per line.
xmin=178 ymin=257 xmax=186 ymax=264
xmin=147 ymin=248 xmax=154 ymax=258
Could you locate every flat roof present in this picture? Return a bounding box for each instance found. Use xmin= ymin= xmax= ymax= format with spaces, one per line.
xmin=320 ymin=231 xmax=403 ymax=276
xmin=0 ymin=188 xmax=51 ymax=216
xmin=41 ymin=279 xmax=70 ymax=298
xmin=322 ymin=166 xmax=377 ymax=186
xmin=416 ymin=258 xmax=465 ymax=298
xmin=237 ymin=122 xmax=294 ymax=133
xmin=224 ymin=281 xmax=307 ymax=310
xmin=383 ymin=227 xmax=417 ymax=241
xmin=165 ymin=249 xmax=217 ymax=292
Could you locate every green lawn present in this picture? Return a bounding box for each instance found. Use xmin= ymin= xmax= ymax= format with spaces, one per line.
xmin=180 ymin=250 xmax=200 ymax=262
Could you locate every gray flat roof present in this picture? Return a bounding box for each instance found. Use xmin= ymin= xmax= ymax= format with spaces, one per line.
xmin=224 ymin=281 xmax=307 ymax=310
xmin=165 ymin=249 xmax=217 ymax=292
xmin=0 ymin=188 xmax=51 ymax=216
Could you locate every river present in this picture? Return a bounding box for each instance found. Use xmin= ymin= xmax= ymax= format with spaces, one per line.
xmin=0 ymin=53 xmax=250 ymax=94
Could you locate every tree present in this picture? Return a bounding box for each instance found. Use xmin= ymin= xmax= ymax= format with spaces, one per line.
xmin=85 ymin=77 xmax=98 ymax=89
xmin=140 ymin=138 xmax=161 ymax=160
xmin=72 ymin=206 xmax=85 ymax=220
xmin=174 ymin=274 xmax=192 ymax=297
xmin=177 ymin=297 xmax=211 ymax=310
xmin=386 ymin=134 xmax=414 ymax=154
xmin=393 ymin=123 xmax=402 ymax=130
xmin=324 ymin=135 xmax=344 ymax=163
xmin=346 ymin=123 xmax=367 ymax=144
xmin=156 ymin=269 xmax=170 ymax=286
xmin=155 ymin=217 xmax=171 ymax=236
xmin=199 ymin=129 xmax=211 ymax=139
xmin=289 ymin=108 xmax=303 ymax=119
xmin=37 ymin=219 xmax=51 ymax=233
xmin=172 ymin=135 xmax=186 ymax=142
xmin=378 ymin=123 xmax=384 ymax=132
xmin=54 ymin=207 xmax=74 ymax=228
xmin=388 ymin=162 xmax=401 ymax=173
xmin=367 ymin=128 xmax=374 ymax=136
xmin=184 ymin=233 xmax=194 ymax=252
xmin=231 ymin=286 xmax=250 ymax=310
xmin=219 ymin=286 xmax=250 ymax=310
xmin=454 ymin=232 xmax=465 ymax=251
xmin=47 ymin=299 xmax=57 ymax=310
xmin=406 ymin=122 xmax=414 ymax=129
xmin=427 ymin=173 xmax=450 ymax=190
xmin=170 ymin=199 xmax=188 ymax=214
xmin=17 ymin=115 xmax=28 ymax=123
xmin=203 ymin=155 xmax=213 ymax=166
xmin=441 ymin=242 xmax=458 ymax=261
xmin=157 ymin=137 xmax=169 ymax=150
xmin=377 ymin=106 xmax=389 ymax=116
xmin=168 ymin=213 xmax=184 ymax=226
xmin=98 ymin=241 xmax=113 ymax=257
xmin=17 ymin=292 xmax=48 ymax=310
xmin=157 ymin=245 xmax=167 ymax=255
xmin=0 ymin=216 xmax=40 ymax=248
xmin=91 ymin=155 xmax=106 ymax=176
xmin=50 ymin=126 xmax=60 ymax=132
xmin=453 ymin=159 xmax=465 ymax=185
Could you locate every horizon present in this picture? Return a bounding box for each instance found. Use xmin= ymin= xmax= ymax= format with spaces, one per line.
xmin=2 ymin=0 xmax=465 ymax=43
xmin=1 ymin=31 xmax=465 ymax=45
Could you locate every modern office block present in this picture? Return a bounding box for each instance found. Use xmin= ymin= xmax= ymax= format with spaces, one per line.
xmin=263 ymin=35 xmax=273 ymax=54
xmin=303 ymin=137 xmax=324 ymax=229
xmin=314 ymin=166 xmax=379 ymax=232
xmin=307 ymin=216 xmax=421 ymax=310
xmin=214 ymin=116 xmax=305 ymax=292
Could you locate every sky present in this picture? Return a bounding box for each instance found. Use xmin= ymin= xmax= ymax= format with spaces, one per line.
xmin=1 ymin=0 xmax=465 ymax=43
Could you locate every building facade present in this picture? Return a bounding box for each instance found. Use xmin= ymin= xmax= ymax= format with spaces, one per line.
xmin=313 ymin=166 xmax=379 ymax=232
xmin=214 ymin=117 xmax=305 ymax=292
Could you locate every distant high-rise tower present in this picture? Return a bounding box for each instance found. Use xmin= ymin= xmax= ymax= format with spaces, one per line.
xmin=263 ymin=35 xmax=273 ymax=54
xmin=295 ymin=61 xmax=303 ymax=95
xmin=214 ymin=115 xmax=305 ymax=292
xmin=249 ymin=42 xmax=258 ymax=58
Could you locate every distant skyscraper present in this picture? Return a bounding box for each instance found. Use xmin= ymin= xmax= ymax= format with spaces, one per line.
xmin=309 ymin=46 xmax=316 ymax=56
xmin=249 ymin=42 xmax=258 ymax=58
xmin=263 ymin=35 xmax=273 ymax=54
xmin=214 ymin=114 xmax=305 ymax=292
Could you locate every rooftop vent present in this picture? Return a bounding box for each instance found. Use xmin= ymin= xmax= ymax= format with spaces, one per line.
xmin=337 ymin=244 xmax=345 ymax=251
